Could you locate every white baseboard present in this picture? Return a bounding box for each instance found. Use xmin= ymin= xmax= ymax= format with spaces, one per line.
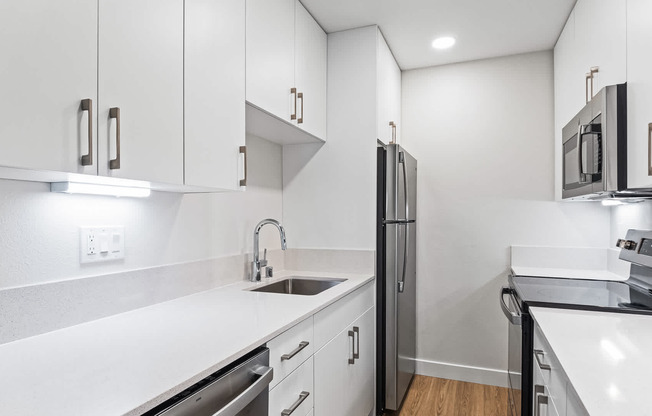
xmin=415 ymin=358 xmax=509 ymax=388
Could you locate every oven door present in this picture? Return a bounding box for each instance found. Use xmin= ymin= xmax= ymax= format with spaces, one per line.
xmin=500 ymin=287 xmax=523 ymax=416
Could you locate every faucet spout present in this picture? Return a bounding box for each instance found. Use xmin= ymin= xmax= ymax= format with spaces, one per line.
xmin=251 ymin=219 xmax=287 ymax=281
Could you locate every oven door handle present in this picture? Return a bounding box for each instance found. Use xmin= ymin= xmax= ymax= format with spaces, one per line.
xmin=499 ymin=286 xmax=522 ymax=325
xmin=213 ymin=365 xmax=273 ymax=416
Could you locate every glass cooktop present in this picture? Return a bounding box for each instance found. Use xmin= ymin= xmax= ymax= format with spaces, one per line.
xmin=511 ymin=275 xmax=652 ymax=313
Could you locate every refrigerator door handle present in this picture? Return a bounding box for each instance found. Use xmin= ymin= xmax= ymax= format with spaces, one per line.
xmin=397 ymin=151 xmax=409 ymax=294
xmin=399 ymin=151 xmax=409 ymax=220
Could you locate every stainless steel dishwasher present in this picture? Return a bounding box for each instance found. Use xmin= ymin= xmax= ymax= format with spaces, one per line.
xmin=143 ymin=347 xmax=272 ymax=416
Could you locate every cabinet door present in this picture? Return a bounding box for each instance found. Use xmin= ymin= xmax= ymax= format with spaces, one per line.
xmin=246 ymin=0 xmax=295 ymax=122
xmin=626 ymin=0 xmax=652 ymax=189
xmin=576 ymin=0 xmax=626 ymax=94
xmin=553 ymin=10 xmax=579 ymax=200
xmin=0 ymin=0 xmax=97 ymax=175
xmin=377 ymin=31 xmax=401 ymax=145
xmin=185 ymin=0 xmax=245 ymax=190
xmin=294 ymin=1 xmax=327 ymax=140
xmin=314 ymin=307 xmax=374 ymax=416
xmin=98 ymin=0 xmax=184 ymax=185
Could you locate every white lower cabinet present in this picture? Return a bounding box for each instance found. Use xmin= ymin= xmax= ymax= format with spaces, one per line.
xmin=533 ymin=321 xmax=588 ymax=416
xmin=313 ymin=306 xmax=374 ymax=416
xmin=266 ymin=281 xmax=375 ymax=416
xmin=269 ymin=357 xmax=314 ymax=416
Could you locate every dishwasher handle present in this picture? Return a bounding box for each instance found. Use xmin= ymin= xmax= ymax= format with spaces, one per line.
xmin=213 ymin=365 xmax=273 ymax=416
xmin=499 ymin=286 xmax=522 ymax=325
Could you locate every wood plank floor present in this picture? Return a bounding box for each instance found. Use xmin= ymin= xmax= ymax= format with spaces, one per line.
xmin=389 ymin=375 xmax=510 ymax=416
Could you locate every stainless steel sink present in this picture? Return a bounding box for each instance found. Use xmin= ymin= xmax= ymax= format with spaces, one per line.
xmin=250 ymin=277 xmax=346 ymax=296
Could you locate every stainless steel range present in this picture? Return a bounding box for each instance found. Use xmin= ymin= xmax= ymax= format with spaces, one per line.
xmin=501 ymin=229 xmax=652 ymax=416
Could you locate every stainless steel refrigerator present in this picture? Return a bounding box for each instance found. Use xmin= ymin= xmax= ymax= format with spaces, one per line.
xmin=376 ymin=142 xmax=417 ymax=413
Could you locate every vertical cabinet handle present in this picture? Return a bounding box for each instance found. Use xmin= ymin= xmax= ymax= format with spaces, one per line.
xmin=290 ymin=88 xmax=297 ymax=121
xmin=648 ymin=123 xmax=652 ymax=176
xmin=585 ymin=67 xmax=599 ymax=103
xmin=353 ymin=326 xmax=360 ymax=360
xmin=297 ymin=92 xmax=304 ymax=124
xmin=389 ymin=121 xmax=397 ymax=144
xmin=239 ymin=146 xmax=247 ymax=186
xmin=348 ymin=330 xmax=355 ymax=364
xmin=281 ymin=391 xmax=310 ymax=416
xmin=109 ymin=107 xmax=121 ymax=170
xmin=585 ymin=73 xmax=592 ymax=104
xmin=80 ymin=99 xmax=93 ymax=166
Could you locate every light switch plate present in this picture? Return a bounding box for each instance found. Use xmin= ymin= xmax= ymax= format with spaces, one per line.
xmin=80 ymin=226 xmax=125 ymax=264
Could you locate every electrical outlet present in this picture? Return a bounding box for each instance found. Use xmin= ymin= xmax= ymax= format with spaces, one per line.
xmin=80 ymin=226 xmax=125 ymax=264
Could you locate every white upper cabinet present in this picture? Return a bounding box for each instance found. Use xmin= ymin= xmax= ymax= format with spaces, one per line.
xmin=246 ymin=0 xmax=327 ymax=141
xmin=0 ymin=0 xmax=98 ymax=175
xmin=626 ymin=0 xmax=652 ymax=189
xmin=246 ymin=0 xmax=296 ymax=121
xmin=294 ymin=1 xmax=327 ymax=140
xmin=98 ymin=0 xmax=184 ymax=185
xmin=377 ymin=31 xmax=402 ymax=145
xmin=553 ymin=0 xmax=626 ymax=199
xmin=184 ymin=0 xmax=245 ymax=190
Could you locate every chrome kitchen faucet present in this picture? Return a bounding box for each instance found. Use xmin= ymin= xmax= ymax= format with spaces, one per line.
xmin=251 ymin=219 xmax=287 ymax=282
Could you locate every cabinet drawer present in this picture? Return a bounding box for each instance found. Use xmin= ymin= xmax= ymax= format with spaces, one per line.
xmin=313 ymin=281 xmax=374 ymax=351
xmin=533 ymin=325 xmax=566 ymax=416
xmin=268 ymin=316 xmax=314 ymax=389
xmin=269 ymin=357 xmax=314 ymax=416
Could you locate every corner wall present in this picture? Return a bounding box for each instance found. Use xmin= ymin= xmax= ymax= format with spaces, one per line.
xmin=401 ymin=51 xmax=611 ymax=386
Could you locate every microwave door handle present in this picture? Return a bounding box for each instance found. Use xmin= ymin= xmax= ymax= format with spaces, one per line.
xmin=577 ymin=124 xmax=585 ymax=183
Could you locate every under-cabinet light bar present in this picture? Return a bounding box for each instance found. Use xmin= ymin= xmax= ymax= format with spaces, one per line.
xmin=50 ymin=182 xmax=151 ymax=198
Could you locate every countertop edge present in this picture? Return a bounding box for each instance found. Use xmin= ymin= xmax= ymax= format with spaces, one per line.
xmin=126 ymin=273 xmax=375 ymax=416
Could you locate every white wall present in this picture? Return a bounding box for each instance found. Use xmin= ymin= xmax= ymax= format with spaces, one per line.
xmin=283 ymin=26 xmax=378 ymax=250
xmin=0 ymin=134 xmax=284 ymax=289
xmin=401 ymin=51 xmax=611 ymax=385
xmin=611 ymin=201 xmax=652 ymax=242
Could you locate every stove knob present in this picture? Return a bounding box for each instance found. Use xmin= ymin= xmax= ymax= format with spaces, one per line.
xmin=616 ymin=239 xmax=638 ymax=250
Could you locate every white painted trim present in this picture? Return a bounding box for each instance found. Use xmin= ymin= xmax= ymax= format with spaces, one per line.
xmin=415 ymin=358 xmax=509 ymax=388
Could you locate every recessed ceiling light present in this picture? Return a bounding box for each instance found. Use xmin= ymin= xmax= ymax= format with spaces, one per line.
xmin=432 ymin=36 xmax=456 ymax=50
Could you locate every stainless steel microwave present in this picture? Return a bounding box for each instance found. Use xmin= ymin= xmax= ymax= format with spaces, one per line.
xmin=562 ymin=83 xmax=627 ymax=200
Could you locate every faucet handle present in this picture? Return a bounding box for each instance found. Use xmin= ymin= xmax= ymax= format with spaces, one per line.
xmin=259 ymin=248 xmax=268 ymax=268
xmin=263 ymin=248 xmax=267 ymax=261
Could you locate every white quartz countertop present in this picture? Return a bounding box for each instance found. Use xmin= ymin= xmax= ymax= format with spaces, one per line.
xmin=0 ymin=271 xmax=374 ymax=416
xmin=510 ymin=266 xmax=626 ymax=281
xmin=510 ymin=246 xmax=629 ymax=281
xmin=530 ymin=307 xmax=652 ymax=416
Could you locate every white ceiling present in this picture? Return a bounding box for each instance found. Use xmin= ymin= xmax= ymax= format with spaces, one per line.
xmin=301 ymin=0 xmax=577 ymax=70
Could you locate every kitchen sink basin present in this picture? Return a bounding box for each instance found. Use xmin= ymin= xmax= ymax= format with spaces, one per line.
xmin=250 ymin=277 xmax=347 ymax=296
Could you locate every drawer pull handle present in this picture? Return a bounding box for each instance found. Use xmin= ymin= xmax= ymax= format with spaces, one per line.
xmin=80 ymin=99 xmax=93 ymax=166
xmin=281 ymin=391 xmax=310 ymax=416
xmin=281 ymin=341 xmax=309 ymax=361
xmin=534 ymin=349 xmax=551 ymax=371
